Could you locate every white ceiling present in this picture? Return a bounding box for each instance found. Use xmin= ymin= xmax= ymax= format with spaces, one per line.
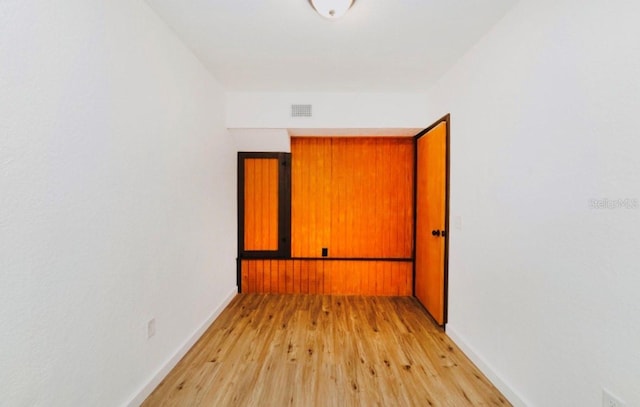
xmin=145 ymin=0 xmax=518 ymax=92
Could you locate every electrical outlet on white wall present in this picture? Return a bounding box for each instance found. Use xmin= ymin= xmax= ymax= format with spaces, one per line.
xmin=603 ymin=389 xmax=625 ymax=407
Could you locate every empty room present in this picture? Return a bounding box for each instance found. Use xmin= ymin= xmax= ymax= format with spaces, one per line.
xmin=1 ymin=1 xmax=639 ymax=406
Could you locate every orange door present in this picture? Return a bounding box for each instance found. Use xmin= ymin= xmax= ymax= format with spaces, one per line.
xmin=415 ymin=117 xmax=449 ymax=325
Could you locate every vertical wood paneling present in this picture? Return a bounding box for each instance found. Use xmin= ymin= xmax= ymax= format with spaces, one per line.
xmin=329 ymin=139 xmax=341 ymax=258
xmin=277 ymin=260 xmax=283 ymax=293
xmin=322 ymin=261 xmax=331 ymax=295
xmin=361 ymin=260 xmax=370 ymax=295
xmin=244 ymin=158 xmax=279 ymax=251
xmin=241 ymin=260 xmax=412 ymax=296
xmin=261 ymin=259 xmax=269 ymax=294
xmin=401 ymin=141 xmax=415 ymax=258
xmin=244 ymin=137 xmax=415 ymax=297
xmin=293 ymin=260 xmax=301 ymax=294
xmin=291 ymin=138 xmax=332 ymax=258
xmin=300 ymin=260 xmax=310 ymax=294
xmin=241 ymin=260 xmax=250 ymax=293
xmin=285 ymin=260 xmax=294 ymax=293
xmin=242 ymin=261 xmax=252 ymax=293
xmin=291 ymin=137 xmax=414 ymax=259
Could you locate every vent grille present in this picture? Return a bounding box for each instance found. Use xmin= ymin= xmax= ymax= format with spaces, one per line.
xmin=291 ymin=104 xmax=312 ymax=117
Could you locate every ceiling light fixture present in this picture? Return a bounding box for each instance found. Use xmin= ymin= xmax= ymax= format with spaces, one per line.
xmin=309 ymin=0 xmax=355 ymax=20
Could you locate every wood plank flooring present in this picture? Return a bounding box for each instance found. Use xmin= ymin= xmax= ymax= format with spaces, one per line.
xmin=142 ymin=294 xmax=510 ymax=406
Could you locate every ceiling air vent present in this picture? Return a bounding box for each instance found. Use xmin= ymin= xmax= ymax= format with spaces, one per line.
xmin=291 ymin=104 xmax=312 ymax=117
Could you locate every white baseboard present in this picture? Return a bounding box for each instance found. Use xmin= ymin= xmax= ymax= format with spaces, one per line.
xmin=125 ymin=286 xmax=238 ymax=407
xmin=446 ymin=325 xmax=530 ymax=407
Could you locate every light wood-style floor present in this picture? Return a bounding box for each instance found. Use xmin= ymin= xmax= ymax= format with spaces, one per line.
xmin=142 ymin=294 xmax=510 ymax=406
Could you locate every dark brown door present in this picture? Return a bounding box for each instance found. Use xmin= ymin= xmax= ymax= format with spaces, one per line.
xmin=415 ymin=115 xmax=450 ymax=326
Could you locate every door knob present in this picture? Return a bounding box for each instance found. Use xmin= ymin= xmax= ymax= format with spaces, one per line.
xmin=431 ymin=229 xmax=447 ymax=237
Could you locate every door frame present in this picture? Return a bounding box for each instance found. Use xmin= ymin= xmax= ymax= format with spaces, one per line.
xmin=412 ymin=114 xmax=451 ymax=326
xmin=237 ymin=152 xmax=292 ymax=260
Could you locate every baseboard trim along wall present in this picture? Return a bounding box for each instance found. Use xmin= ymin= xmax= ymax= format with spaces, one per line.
xmin=126 ymin=286 xmax=238 ymax=407
xmin=446 ymin=326 xmax=530 ymax=407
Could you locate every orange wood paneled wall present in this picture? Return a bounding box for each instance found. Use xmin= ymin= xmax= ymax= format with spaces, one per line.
xmin=241 ymin=259 xmax=413 ymax=296
xmin=291 ymin=137 xmax=414 ymax=258
xmin=240 ymin=137 xmax=415 ymax=296
xmin=290 ymin=138 xmax=333 ymax=258
xmin=243 ymin=158 xmax=279 ymax=251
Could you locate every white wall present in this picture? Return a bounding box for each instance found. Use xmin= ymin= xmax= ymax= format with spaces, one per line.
xmin=0 ymin=1 xmax=237 ymax=406
xmin=427 ymin=1 xmax=640 ymax=405
xmin=226 ymin=92 xmax=430 ymax=129
xmin=231 ymin=129 xmax=291 ymax=152
xmin=230 ymin=128 xmax=423 ymax=153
